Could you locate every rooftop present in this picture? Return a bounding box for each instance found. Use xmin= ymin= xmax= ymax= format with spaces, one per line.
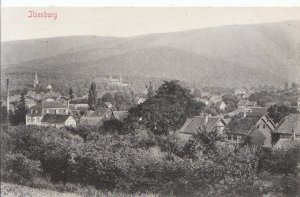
xmin=41 ymin=114 xmax=71 ymax=124
xmin=275 ymin=113 xmax=300 ymax=135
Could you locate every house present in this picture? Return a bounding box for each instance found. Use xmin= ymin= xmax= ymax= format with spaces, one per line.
xmin=41 ymin=114 xmax=76 ymax=128
xmin=237 ymin=100 xmax=249 ymax=111
xmin=201 ymin=92 xmax=211 ymax=98
xmin=248 ymin=107 xmax=268 ymax=115
xmin=136 ymin=97 xmax=147 ymax=104
xmin=79 ymin=108 xmax=112 ymax=126
xmin=224 ymin=112 xmax=276 ymax=147
xmin=234 ymin=88 xmax=247 ymax=99
xmin=111 ymin=111 xmax=129 ymax=122
xmin=26 ymin=100 xmax=75 ymax=127
xmin=192 ymin=97 xmax=209 ymax=106
xmin=70 ymin=99 xmax=89 ymax=110
xmin=272 ymin=114 xmax=300 ymax=149
xmin=246 ymin=101 xmax=257 ymax=108
xmin=26 ymin=104 xmax=43 ymax=126
xmin=108 ymin=74 xmax=129 ymax=86
xmin=178 ymin=115 xmax=228 ymax=141
xmin=104 ymin=102 xmax=113 ymax=108
xmin=209 ymin=95 xmax=222 ymax=104
xmin=25 ymin=96 xmax=38 ymax=108
xmin=41 ymin=101 xmax=70 ymax=115
xmin=215 ymin=101 xmax=226 ymax=111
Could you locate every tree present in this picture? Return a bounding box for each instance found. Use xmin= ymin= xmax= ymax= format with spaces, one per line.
xmin=291 ymin=82 xmax=297 ymax=89
xmin=145 ymin=81 xmax=155 ymax=98
xmin=10 ymin=92 xmax=27 ymax=125
xmin=101 ymin=92 xmax=115 ymax=105
xmin=285 ymin=82 xmax=289 ymax=90
xmin=88 ymin=82 xmax=97 ymax=110
xmin=267 ymin=104 xmax=299 ymax=124
xmin=125 ymin=80 xmax=205 ymax=135
xmin=69 ymin=86 xmax=74 ymax=100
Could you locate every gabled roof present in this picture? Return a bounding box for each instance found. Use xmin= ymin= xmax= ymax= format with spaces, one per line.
xmin=275 ymin=114 xmax=300 ymax=135
xmin=91 ymin=108 xmax=112 ymax=118
xmin=112 ymin=111 xmax=128 ymax=121
xmin=225 ymin=114 xmax=261 ymax=135
xmin=41 ymin=114 xmax=71 ymax=124
xmin=104 ymin=102 xmax=112 ymax=108
xmin=79 ymin=117 xmax=103 ymax=126
xmin=273 ymin=138 xmax=300 ymax=149
xmin=215 ymin=101 xmax=226 ymax=108
xmin=179 ymin=116 xmax=227 ymax=135
xmin=70 ymin=99 xmax=88 ymax=104
xmin=42 ymin=101 xmax=67 ymax=108
xmin=225 ymin=113 xmax=275 ymax=135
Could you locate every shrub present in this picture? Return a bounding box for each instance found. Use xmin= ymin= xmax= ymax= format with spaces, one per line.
xmin=1 ymin=153 xmax=42 ymax=185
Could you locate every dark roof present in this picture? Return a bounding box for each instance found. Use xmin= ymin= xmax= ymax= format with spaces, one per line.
xmin=225 ymin=114 xmax=262 ymax=135
xmin=91 ymin=108 xmax=112 ymax=118
xmin=42 ymin=101 xmax=67 ymax=108
xmin=112 ymin=111 xmax=128 ymax=121
xmin=275 ymin=114 xmax=300 ymax=135
xmin=41 ymin=114 xmax=71 ymax=123
xmin=70 ymin=99 xmax=88 ymax=104
xmin=179 ymin=116 xmax=227 ymax=134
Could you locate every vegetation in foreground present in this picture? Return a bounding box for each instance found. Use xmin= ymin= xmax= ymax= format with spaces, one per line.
xmin=1 ymin=124 xmax=299 ymax=197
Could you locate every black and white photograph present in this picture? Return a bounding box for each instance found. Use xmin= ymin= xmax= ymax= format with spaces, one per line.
xmin=1 ymin=3 xmax=300 ymax=197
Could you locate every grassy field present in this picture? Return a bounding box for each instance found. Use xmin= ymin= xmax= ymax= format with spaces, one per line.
xmin=0 ymin=182 xmax=158 ymax=197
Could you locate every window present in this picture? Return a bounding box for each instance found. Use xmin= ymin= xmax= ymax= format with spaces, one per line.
xmin=228 ymin=134 xmax=232 ymax=140
xmin=257 ymin=125 xmax=260 ymax=129
xmin=263 ymin=124 xmax=266 ymax=129
xmin=233 ymin=135 xmax=237 ymax=141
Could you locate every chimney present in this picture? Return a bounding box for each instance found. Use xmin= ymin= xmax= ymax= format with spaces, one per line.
xmin=6 ymin=79 xmax=10 ymax=113
xmin=67 ymin=99 xmax=70 ymax=114
xmin=204 ymin=114 xmax=209 ymax=125
xmin=242 ymin=111 xmax=247 ymax=118
xmin=292 ymin=130 xmax=296 ymax=142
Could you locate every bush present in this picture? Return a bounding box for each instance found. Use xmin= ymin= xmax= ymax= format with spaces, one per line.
xmin=1 ymin=153 xmax=42 ymax=185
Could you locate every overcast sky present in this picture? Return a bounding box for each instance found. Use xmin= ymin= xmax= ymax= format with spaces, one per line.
xmin=2 ymin=7 xmax=300 ymax=41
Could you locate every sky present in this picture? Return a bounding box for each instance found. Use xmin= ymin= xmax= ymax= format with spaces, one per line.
xmin=2 ymin=7 xmax=300 ymax=41
xmin=2 ymin=0 xmax=300 ymax=7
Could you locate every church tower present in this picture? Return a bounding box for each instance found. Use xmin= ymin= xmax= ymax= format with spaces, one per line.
xmin=33 ymin=72 xmax=39 ymax=88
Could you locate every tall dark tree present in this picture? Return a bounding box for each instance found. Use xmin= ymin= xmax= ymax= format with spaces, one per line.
xmin=11 ymin=92 xmax=27 ymax=125
xmin=284 ymin=82 xmax=289 ymax=90
xmin=145 ymin=81 xmax=155 ymax=98
xmin=69 ymin=86 xmax=74 ymax=100
xmin=88 ymin=82 xmax=97 ymax=110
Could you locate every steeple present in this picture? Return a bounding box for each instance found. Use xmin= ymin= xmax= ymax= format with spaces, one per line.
xmin=33 ymin=72 xmax=39 ymax=88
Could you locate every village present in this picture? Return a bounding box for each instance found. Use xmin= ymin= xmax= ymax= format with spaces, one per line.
xmin=2 ymin=72 xmax=300 ymax=150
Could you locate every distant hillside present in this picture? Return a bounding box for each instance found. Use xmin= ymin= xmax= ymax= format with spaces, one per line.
xmin=2 ymin=20 xmax=300 ymax=87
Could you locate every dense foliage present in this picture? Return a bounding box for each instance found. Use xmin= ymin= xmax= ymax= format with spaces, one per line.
xmin=1 ymin=124 xmax=299 ymax=196
xmin=125 ymin=80 xmax=205 ymax=135
xmin=267 ymin=104 xmax=299 ymax=124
